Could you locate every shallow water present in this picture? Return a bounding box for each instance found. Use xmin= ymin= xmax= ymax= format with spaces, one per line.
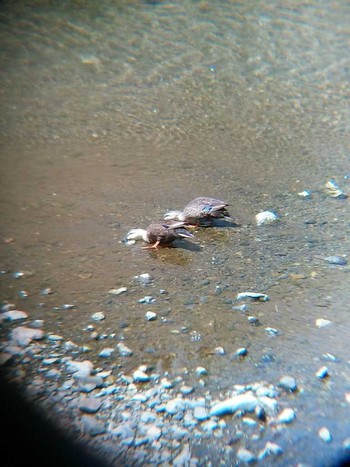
xmin=1 ymin=1 xmax=350 ymax=465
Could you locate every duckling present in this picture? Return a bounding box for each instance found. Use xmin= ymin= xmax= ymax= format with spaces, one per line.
xmin=124 ymin=220 xmax=195 ymax=249
xmin=164 ymin=197 xmax=231 ymax=227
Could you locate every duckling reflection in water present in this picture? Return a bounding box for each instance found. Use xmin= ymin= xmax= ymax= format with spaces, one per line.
xmin=164 ymin=197 xmax=232 ymax=227
xmin=124 ymin=220 xmax=195 ymax=249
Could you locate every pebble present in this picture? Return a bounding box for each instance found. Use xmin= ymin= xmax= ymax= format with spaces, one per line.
xmin=258 ymin=396 xmax=278 ymax=415
xmin=316 ymin=366 xmax=329 ymax=379
xmin=235 ymin=347 xmax=248 ymax=358
xmin=65 ymin=359 xmax=93 ymax=378
xmin=279 ymin=375 xmax=298 ymax=393
xmin=133 ymin=369 xmax=150 ymax=383
xmin=210 ymin=394 xmax=259 ymax=417
xmin=138 ymin=296 xmax=156 ymax=304
xmin=166 ymin=398 xmax=187 ymax=415
xmin=298 ymin=190 xmax=312 ymax=199
xmin=10 ymin=326 xmax=44 ymax=347
xmin=316 ymin=318 xmax=332 ymax=328
xmin=81 ymin=415 xmax=106 ymax=436
xmin=258 ymin=441 xmax=283 ymax=459
xmin=237 ymin=292 xmax=269 ymax=302
xmin=248 ymin=316 xmax=260 ymax=325
xmin=319 ymin=427 xmax=332 ymax=442
xmin=91 ymin=312 xmax=105 ymax=321
xmin=134 ymin=273 xmax=153 ymax=284
xmin=278 ymin=407 xmax=296 ymax=424
xmin=195 ymin=366 xmax=208 ymax=376
xmin=324 ymin=256 xmax=348 ymax=266
xmin=265 ymin=327 xmax=280 ymax=336
xmin=78 ymin=397 xmax=102 ymax=414
xmin=146 ymin=425 xmax=162 ymax=441
xmin=1 ymin=310 xmax=28 ymax=321
xmin=117 ymin=343 xmax=133 ymax=356
xmin=193 ymin=406 xmax=209 ymax=421
xmin=99 ymin=348 xmax=115 ymax=358
xmin=173 ymin=444 xmax=191 ymax=466
xmin=324 ymin=179 xmax=347 ymax=199
xmin=237 ymin=447 xmax=256 ymax=463
xmin=108 ymin=287 xmax=128 ymax=295
xmin=145 ymin=311 xmax=157 ymax=321
xmin=255 ymin=211 xmax=278 ymax=226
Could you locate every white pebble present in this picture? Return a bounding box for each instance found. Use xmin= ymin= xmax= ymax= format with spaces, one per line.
xmin=255 ymin=211 xmax=278 ymax=226
xmin=278 ymin=407 xmax=296 ymax=424
xmin=108 ymin=287 xmax=127 ymax=295
xmin=316 ymin=366 xmax=329 ymax=379
xmin=316 ymin=318 xmax=332 ymax=328
xmin=319 ymin=427 xmax=332 ymax=442
xmin=210 ymin=394 xmax=259 ymax=417
xmin=91 ymin=312 xmax=105 ymax=321
xmin=166 ymin=398 xmax=186 ymax=415
xmin=133 ymin=370 xmax=150 ymax=383
xmin=146 ymin=425 xmax=162 ymax=441
xmin=195 ymin=366 xmax=208 ymax=376
xmin=117 ymin=343 xmax=133 ymax=356
xmin=193 ymin=406 xmax=209 ymax=421
xmin=145 ymin=311 xmax=157 ymax=321
xmin=237 ymin=447 xmax=256 ymax=463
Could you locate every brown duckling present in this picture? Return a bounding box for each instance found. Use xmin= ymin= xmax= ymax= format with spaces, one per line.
xmin=124 ymin=220 xmax=195 ymax=249
xmin=164 ymin=197 xmax=231 ymax=227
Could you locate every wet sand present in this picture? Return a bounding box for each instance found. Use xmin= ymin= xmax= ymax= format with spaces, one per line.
xmin=1 ymin=1 xmax=350 ymax=465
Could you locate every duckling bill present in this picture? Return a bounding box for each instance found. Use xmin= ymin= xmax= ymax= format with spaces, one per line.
xmin=124 ymin=220 xmax=194 ymax=249
xmin=164 ymin=197 xmax=231 ymax=227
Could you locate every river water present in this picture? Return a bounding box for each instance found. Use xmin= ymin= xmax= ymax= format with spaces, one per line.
xmin=1 ymin=1 xmax=350 ymax=465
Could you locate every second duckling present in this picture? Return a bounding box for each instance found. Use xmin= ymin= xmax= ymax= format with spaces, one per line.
xmin=164 ymin=197 xmax=231 ymax=227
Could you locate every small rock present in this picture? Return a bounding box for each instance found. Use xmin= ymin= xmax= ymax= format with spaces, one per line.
xmin=298 ymin=190 xmax=312 ymax=199
xmin=10 ymin=326 xmax=44 ymax=347
xmin=316 ymin=318 xmax=332 ymax=328
xmin=193 ymin=406 xmax=209 ymax=421
xmin=134 ymin=273 xmax=153 ymax=284
xmin=1 ymin=310 xmax=28 ymax=321
xmin=255 ymin=211 xmax=278 ymax=226
xmin=210 ymin=394 xmax=259 ymax=417
xmin=173 ymin=444 xmax=191 ymax=467
xmin=145 ymin=311 xmax=157 ymax=321
xmin=91 ymin=312 xmax=105 ymax=321
xmin=195 ymin=366 xmax=208 ymax=376
xmin=265 ymin=327 xmax=280 ymax=336
xmin=319 ymin=427 xmax=332 ymax=442
xmin=237 ymin=292 xmax=269 ymax=302
xmin=138 ymin=296 xmax=156 ymax=304
xmin=81 ymin=415 xmax=106 ymax=436
xmin=166 ymin=398 xmax=186 ymax=415
xmin=324 ymin=179 xmax=347 ymax=199
xmin=278 ymin=407 xmax=296 ymax=424
xmin=117 ymin=343 xmax=133 ymax=356
xmin=316 ymin=366 xmax=329 ymax=379
xmin=235 ymin=347 xmax=248 ymax=358
xmin=279 ymin=375 xmax=298 ymax=393
xmin=133 ymin=369 xmax=150 ymax=383
xmin=324 ymin=256 xmax=348 ymax=265
xmin=258 ymin=441 xmax=283 ymax=459
xmin=237 ymin=447 xmax=256 ymax=463
xmin=146 ymin=425 xmax=162 ymax=441
xmin=108 ymin=287 xmax=128 ymax=295
xmin=65 ymin=359 xmax=93 ymax=378
xmin=99 ymin=348 xmax=115 ymax=358
xmin=78 ymin=397 xmax=102 ymax=414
